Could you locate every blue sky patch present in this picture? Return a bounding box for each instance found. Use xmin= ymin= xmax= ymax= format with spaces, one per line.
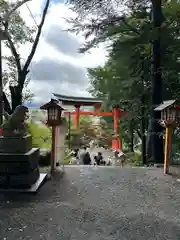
xmin=39 ymin=0 xmax=65 ymax=12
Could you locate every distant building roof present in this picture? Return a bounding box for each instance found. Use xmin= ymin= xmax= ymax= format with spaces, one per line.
xmin=154 ymin=100 xmax=176 ymax=111
xmin=53 ymin=93 xmax=103 ymax=106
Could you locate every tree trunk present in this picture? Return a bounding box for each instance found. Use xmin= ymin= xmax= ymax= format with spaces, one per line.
xmin=151 ymin=0 xmax=164 ymax=164
xmin=4 ymin=0 xmax=51 ymax=115
xmin=129 ymin=120 xmax=134 ymax=152
xmin=10 ymin=85 xmax=23 ymax=112
xmin=146 ymin=119 xmax=153 ymax=162
xmin=141 ymin=94 xmax=146 ymax=165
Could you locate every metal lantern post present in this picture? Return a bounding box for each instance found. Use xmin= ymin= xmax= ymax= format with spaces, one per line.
xmin=40 ymin=99 xmax=64 ymax=173
xmin=154 ymin=100 xmax=178 ymax=174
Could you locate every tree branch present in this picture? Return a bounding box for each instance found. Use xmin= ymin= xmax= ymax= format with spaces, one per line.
xmin=1 ymin=1 xmax=33 ymax=73
xmin=2 ymin=0 xmax=32 ymax=22
xmin=23 ymin=0 xmax=50 ymax=73
xmin=4 ymin=30 xmax=22 ymax=73
xmin=3 ymin=92 xmax=12 ymax=114
xmin=136 ymin=129 xmax=142 ymax=139
xmin=67 ymin=15 xmax=140 ymax=53
xmin=122 ymin=19 xmax=140 ymax=35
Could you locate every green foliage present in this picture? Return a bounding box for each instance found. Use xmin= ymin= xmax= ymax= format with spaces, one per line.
xmin=133 ymin=151 xmax=143 ymax=166
xmin=69 ymin=130 xmax=83 ymax=149
xmin=83 ymin=1 xmax=180 ymax=158
xmin=28 ymin=122 xmax=51 ymax=149
xmin=1 ymin=0 xmax=50 ymax=112
xmin=61 ymin=148 xmax=73 ymax=165
xmin=65 ymin=115 xmax=113 ymax=149
xmin=66 ymin=0 xmax=180 ymax=160
xmin=1 ymin=0 xmax=35 ymax=85
xmin=126 ymin=151 xmax=143 ymax=166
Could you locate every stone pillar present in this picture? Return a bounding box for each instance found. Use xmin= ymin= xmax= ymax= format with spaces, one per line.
xmin=54 ymin=119 xmax=68 ymax=167
xmin=0 ymin=135 xmax=40 ymax=189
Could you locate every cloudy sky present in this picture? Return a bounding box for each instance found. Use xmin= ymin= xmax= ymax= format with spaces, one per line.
xmin=3 ymin=0 xmax=107 ymax=107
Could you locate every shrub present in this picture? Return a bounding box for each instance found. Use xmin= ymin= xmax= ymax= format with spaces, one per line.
xmin=61 ymin=149 xmax=73 ymax=165
xmin=28 ymin=122 xmax=51 ymax=149
xmin=61 ymin=156 xmax=72 ymax=165
xmin=125 ymin=151 xmax=143 ymax=166
xmin=134 ymin=151 xmax=143 ymax=166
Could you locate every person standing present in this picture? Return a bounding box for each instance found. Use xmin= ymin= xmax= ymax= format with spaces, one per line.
xmin=79 ymin=146 xmax=91 ymax=165
xmin=79 ymin=147 xmax=86 ymax=165
xmin=82 ymin=147 xmax=91 ymax=165
xmin=94 ymin=155 xmax=100 ymax=165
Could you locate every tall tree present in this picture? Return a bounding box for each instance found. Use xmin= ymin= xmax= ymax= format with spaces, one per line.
xmin=87 ymin=0 xmax=180 ymax=161
xmin=66 ymin=0 xmax=180 ymax=163
xmin=1 ymin=0 xmax=50 ymax=113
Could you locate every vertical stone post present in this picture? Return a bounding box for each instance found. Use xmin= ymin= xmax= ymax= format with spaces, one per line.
xmin=54 ymin=119 xmax=68 ymax=168
xmin=51 ymin=126 xmax=56 ymax=172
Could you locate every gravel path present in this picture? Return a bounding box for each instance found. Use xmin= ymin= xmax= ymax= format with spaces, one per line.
xmin=0 ymin=166 xmax=180 ymax=239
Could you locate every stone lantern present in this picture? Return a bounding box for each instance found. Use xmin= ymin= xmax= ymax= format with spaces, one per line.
xmin=154 ymin=100 xmax=179 ymax=174
xmin=40 ymin=99 xmax=64 ymax=126
xmin=40 ymin=99 xmax=64 ymax=173
xmin=154 ymin=100 xmax=178 ymax=126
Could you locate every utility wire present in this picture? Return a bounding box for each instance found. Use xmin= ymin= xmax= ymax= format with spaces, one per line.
xmin=25 ymin=3 xmax=38 ymax=28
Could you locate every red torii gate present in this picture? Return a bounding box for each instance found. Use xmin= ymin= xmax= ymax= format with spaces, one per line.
xmin=53 ymin=93 xmax=128 ymax=151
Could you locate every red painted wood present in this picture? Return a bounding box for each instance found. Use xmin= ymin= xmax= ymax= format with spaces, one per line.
xmin=74 ymin=105 xmax=80 ymax=129
xmin=94 ymin=103 xmax=101 ymax=112
xmin=63 ymin=110 xmax=127 ymax=117
xmin=61 ymin=100 xmax=102 ymax=106
xmin=113 ymin=107 xmax=119 ymax=135
xmin=112 ymin=138 xmax=122 ymax=151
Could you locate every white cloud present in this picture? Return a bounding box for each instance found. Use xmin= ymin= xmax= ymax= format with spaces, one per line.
xmin=3 ymin=0 xmax=107 ymax=107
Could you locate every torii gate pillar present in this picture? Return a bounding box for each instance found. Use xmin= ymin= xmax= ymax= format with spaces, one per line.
xmin=112 ymin=106 xmax=122 ymax=151
xmin=74 ymin=105 xmax=80 ymax=129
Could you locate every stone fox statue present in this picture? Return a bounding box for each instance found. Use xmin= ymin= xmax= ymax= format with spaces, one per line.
xmin=1 ymin=105 xmax=29 ymax=137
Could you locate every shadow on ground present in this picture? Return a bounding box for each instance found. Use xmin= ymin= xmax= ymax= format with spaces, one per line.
xmin=0 ymin=166 xmax=180 ymax=240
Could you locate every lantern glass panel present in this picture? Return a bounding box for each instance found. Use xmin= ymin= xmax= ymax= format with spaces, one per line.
xmin=48 ymin=107 xmax=58 ymax=121
xmin=48 ymin=109 xmax=51 ymax=120
xmin=169 ymin=107 xmax=176 ymax=121
xmin=162 ymin=109 xmax=167 ymax=121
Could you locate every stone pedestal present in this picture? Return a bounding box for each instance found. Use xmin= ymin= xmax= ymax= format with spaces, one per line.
xmin=0 ymin=135 xmax=32 ymax=153
xmin=0 ymin=135 xmax=40 ymax=189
